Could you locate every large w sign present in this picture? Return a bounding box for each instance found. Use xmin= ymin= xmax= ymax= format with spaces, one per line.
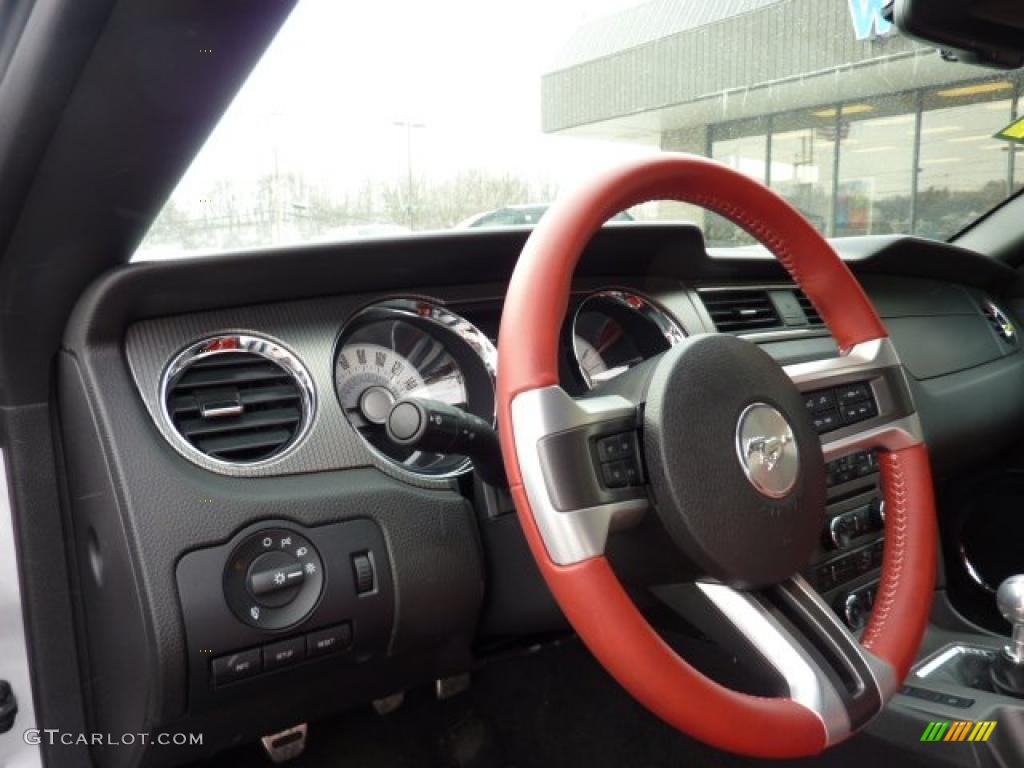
xmin=847 ymin=0 xmax=894 ymax=40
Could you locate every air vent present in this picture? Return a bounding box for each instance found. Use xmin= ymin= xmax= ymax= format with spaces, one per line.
xmin=793 ymin=290 xmax=824 ymax=326
xmin=700 ymin=289 xmax=781 ymax=333
xmin=163 ymin=337 xmax=314 ymax=465
xmin=983 ymin=300 xmax=1017 ymax=345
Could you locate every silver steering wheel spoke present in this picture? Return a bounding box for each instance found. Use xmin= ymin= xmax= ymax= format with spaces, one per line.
xmin=693 ymin=575 xmax=898 ymax=746
xmin=510 ymin=386 xmax=649 ymax=566
xmin=783 ymin=338 xmax=924 ymax=461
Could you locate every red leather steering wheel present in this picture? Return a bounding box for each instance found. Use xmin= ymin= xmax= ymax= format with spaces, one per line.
xmin=496 ymin=154 xmax=937 ymax=758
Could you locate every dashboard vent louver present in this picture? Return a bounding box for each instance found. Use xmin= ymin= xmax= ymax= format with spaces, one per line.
xmin=700 ymin=289 xmax=781 ymax=333
xmin=983 ymin=300 xmax=1017 ymax=345
xmin=164 ymin=346 xmax=310 ymax=464
xmin=793 ymin=290 xmax=825 ymax=326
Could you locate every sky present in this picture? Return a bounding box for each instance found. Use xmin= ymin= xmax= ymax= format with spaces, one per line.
xmin=157 ymin=0 xmax=657 ymax=223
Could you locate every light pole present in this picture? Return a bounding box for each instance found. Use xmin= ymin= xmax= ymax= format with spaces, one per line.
xmin=393 ymin=120 xmax=425 ymax=229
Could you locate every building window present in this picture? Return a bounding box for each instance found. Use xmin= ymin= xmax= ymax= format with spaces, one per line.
xmin=835 ymin=96 xmax=916 ymax=237
xmin=711 ymin=118 xmax=768 ymax=182
xmin=708 ymin=118 xmax=767 ymax=245
xmin=770 ymin=112 xmax=836 ymax=236
xmin=916 ymin=81 xmax=1015 ymax=239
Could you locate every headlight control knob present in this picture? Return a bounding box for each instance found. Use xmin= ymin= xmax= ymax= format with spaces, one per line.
xmin=224 ymin=528 xmax=324 ymax=630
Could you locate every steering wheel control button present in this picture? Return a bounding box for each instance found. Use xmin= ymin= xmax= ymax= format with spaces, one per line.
xmin=841 ymin=400 xmax=877 ymax=423
xmin=592 ymin=431 xmax=644 ymax=490
xmin=812 ymin=410 xmax=841 ymax=434
xmin=596 ymin=433 xmax=634 ymax=461
xmin=836 ymin=383 xmax=871 ymax=406
xmin=803 ymin=391 xmax=836 ymax=413
xmin=308 ymin=623 xmax=353 ymax=658
xmin=601 ymin=461 xmax=629 ymax=488
xmin=263 ymin=636 xmax=306 ymax=671
xmin=803 ymin=380 xmax=878 ymax=434
xmin=224 ymin=528 xmax=324 ymax=630
xmin=352 ymin=553 xmax=375 ymax=594
xmin=212 ymin=648 xmax=262 ymax=686
xmin=735 ymin=403 xmax=799 ymax=500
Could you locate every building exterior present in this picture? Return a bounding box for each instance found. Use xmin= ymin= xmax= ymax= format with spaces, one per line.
xmin=542 ymin=0 xmax=1024 ymax=243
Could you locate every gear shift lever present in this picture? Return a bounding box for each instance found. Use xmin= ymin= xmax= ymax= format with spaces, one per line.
xmin=990 ymin=575 xmax=1024 ymax=696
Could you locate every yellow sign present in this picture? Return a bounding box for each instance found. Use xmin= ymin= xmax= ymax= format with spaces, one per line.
xmin=994 ymin=116 xmax=1024 ymax=144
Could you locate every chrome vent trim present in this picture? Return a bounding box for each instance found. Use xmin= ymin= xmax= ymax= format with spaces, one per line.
xmin=698 ymin=288 xmax=781 ymax=333
xmin=982 ymin=300 xmax=1017 ymax=345
xmin=793 ymin=289 xmax=825 ymax=326
xmin=160 ymin=335 xmax=315 ymax=467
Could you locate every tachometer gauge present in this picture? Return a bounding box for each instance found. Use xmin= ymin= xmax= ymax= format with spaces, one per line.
xmin=334 ymin=299 xmax=496 ymax=476
xmin=571 ymin=290 xmax=684 ymax=389
xmin=572 ymin=335 xmax=609 ymax=384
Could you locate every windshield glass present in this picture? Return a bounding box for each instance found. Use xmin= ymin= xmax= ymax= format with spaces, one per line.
xmin=135 ymin=0 xmax=1024 ymax=260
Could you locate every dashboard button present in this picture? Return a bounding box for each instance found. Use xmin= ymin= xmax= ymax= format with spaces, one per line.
xmin=263 ymin=636 xmax=306 ymax=671
xmin=308 ymin=623 xmax=353 ymax=657
xmin=212 ymin=648 xmax=261 ymax=685
xmin=352 ymin=553 xmax=375 ymax=594
xmin=248 ymin=551 xmax=305 ymax=606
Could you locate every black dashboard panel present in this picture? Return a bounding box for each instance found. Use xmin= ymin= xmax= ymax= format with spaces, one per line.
xmin=56 ymin=225 xmax=1024 ymax=766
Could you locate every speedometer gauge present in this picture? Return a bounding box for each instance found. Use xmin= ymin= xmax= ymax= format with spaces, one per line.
xmin=336 ymin=339 xmax=467 ymax=426
xmin=334 ymin=299 xmax=496 ymax=477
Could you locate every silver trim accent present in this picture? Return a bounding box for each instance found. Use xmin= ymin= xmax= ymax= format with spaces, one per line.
xmin=200 ymin=402 xmax=244 ymax=419
xmin=260 ymin=723 xmax=308 ymax=763
xmin=0 ymin=450 xmax=43 ymax=767
xmin=783 ymin=338 xmax=924 ymax=461
xmin=914 ymin=643 xmax=995 ymax=679
xmin=571 ymin=289 xmax=685 ymax=388
xmin=983 ymin=299 xmax=1017 ymax=344
xmin=783 ymin=338 xmax=899 ymax=388
xmin=734 ymin=403 xmax=799 ymax=499
xmin=818 ymin=415 xmax=924 ymax=462
xmin=959 ymin=542 xmax=996 ymax=593
xmin=511 ymin=386 xmax=647 ymax=565
xmin=159 ymin=334 xmax=317 ymax=469
xmin=335 ymin=297 xmax=497 ymax=479
xmin=697 ymin=576 xmax=896 ymax=746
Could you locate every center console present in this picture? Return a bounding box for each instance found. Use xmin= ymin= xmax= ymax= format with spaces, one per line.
xmin=804 ymin=449 xmax=886 ymax=629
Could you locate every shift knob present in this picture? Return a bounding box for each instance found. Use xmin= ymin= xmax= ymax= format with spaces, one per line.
xmin=997 ymin=575 xmax=1024 ymax=663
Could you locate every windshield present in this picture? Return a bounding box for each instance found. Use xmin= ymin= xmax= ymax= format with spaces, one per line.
xmin=135 ymin=0 xmax=1024 ymax=260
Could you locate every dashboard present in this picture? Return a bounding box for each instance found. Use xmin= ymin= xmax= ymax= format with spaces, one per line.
xmin=57 ymin=224 xmax=1024 ymax=767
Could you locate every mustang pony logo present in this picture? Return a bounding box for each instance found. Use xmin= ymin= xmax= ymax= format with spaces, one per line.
xmin=744 ymin=433 xmax=793 ymax=472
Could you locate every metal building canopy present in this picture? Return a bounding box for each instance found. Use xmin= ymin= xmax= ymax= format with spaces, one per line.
xmin=541 ymin=0 xmax=978 ymax=141
xmin=550 ymin=0 xmax=781 ymax=72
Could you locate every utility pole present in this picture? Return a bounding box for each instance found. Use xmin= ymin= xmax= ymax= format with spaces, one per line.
xmin=393 ymin=120 xmax=425 ymax=229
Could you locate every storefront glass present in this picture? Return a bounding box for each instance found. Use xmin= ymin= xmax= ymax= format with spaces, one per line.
xmin=770 ymin=112 xmax=836 ymax=236
xmin=834 ymin=96 xmax=916 ymax=237
xmin=916 ymin=83 xmax=1014 ymax=239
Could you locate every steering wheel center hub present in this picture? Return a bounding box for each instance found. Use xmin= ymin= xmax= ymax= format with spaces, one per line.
xmin=643 ymin=334 xmax=825 ymax=588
